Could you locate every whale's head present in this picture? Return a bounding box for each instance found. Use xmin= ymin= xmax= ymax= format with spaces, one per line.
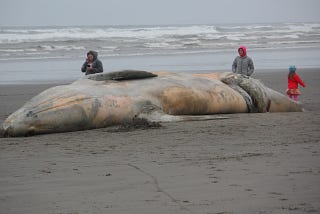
xmin=1 ymin=83 xmax=136 ymax=137
xmin=1 ymin=86 xmax=97 ymax=137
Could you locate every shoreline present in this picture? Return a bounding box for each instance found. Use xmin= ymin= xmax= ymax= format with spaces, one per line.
xmin=0 ymin=67 xmax=319 ymax=85
xmin=0 ymin=68 xmax=319 ymax=213
xmin=1 ymin=44 xmax=320 ymax=84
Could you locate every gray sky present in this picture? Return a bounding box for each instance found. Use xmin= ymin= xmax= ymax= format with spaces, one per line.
xmin=1 ymin=0 xmax=319 ymax=26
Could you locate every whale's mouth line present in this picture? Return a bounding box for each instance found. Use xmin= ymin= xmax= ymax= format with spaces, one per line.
xmin=25 ymin=97 xmax=94 ymax=116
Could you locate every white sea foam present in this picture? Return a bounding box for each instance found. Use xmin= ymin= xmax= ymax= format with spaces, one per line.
xmin=0 ymin=22 xmax=319 ymax=61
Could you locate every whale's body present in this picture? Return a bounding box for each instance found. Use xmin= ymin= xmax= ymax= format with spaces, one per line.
xmin=1 ymin=71 xmax=302 ymax=137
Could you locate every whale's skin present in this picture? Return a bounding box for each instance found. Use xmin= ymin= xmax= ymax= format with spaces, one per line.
xmin=1 ymin=71 xmax=302 ymax=137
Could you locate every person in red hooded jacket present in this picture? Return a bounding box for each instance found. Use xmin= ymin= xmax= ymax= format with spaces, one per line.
xmin=286 ymin=65 xmax=306 ymax=101
xmin=232 ymin=46 xmax=254 ymax=76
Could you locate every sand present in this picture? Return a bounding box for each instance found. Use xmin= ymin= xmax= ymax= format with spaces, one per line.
xmin=0 ymin=69 xmax=319 ymax=214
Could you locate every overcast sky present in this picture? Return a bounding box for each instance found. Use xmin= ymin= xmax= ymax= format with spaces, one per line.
xmin=1 ymin=0 xmax=319 ymax=26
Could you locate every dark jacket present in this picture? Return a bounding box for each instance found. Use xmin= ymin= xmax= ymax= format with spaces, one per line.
xmin=81 ymin=51 xmax=103 ymax=75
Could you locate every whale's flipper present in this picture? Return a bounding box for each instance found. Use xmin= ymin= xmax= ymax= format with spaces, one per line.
xmin=136 ymin=104 xmax=229 ymax=123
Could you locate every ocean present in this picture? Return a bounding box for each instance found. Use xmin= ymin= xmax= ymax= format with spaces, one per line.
xmin=1 ymin=22 xmax=320 ymax=84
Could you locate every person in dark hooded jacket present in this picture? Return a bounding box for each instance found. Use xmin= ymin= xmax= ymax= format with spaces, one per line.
xmin=232 ymin=46 xmax=254 ymax=76
xmin=81 ymin=50 xmax=103 ymax=75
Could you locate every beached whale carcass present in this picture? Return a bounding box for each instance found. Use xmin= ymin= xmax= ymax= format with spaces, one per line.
xmin=0 ymin=70 xmax=302 ymax=137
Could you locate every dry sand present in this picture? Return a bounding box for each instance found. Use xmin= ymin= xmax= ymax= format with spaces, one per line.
xmin=0 ymin=69 xmax=319 ymax=214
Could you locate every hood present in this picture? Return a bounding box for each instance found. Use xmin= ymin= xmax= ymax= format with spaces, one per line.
xmin=87 ymin=50 xmax=98 ymax=60
xmin=238 ymin=46 xmax=247 ymax=57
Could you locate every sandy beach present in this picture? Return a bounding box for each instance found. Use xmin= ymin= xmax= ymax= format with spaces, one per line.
xmin=0 ymin=69 xmax=319 ymax=214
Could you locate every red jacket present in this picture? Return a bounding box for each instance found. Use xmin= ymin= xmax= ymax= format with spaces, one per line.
xmin=288 ymin=73 xmax=306 ymax=89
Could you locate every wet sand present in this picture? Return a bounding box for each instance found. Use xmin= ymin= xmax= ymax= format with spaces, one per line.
xmin=0 ymin=69 xmax=319 ymax=214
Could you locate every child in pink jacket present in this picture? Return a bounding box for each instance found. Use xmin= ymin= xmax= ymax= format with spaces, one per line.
xmin=286 ymin=66 xmax=306 ymax=101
